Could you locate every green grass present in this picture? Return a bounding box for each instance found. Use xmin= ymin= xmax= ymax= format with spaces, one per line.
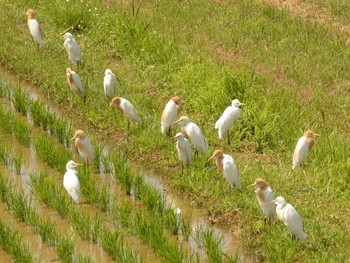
xmin=0 ymin=0 xmax=350 ymax=261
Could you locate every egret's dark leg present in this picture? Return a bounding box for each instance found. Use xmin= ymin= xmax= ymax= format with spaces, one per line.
xmin=181 ymin=163 xmax=184 ymax=176
xmin=194 ymin=149 xmax=198 ymax=160
xmin=77 ymin=60 xmax=81 ymax=71
xmin=128 ymin=120 xmax=130 ymax=132
xmin=186 ymin=164 xmax=189 ymax=175
xmin=264 ymin=217 xmax=267 ymax=226
xmin=227 ymin=130 xmax=231 ymax=145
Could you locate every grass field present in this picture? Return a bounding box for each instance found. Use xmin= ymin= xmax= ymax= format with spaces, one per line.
xmin=0 ymin=0 xmax=349 ymax=261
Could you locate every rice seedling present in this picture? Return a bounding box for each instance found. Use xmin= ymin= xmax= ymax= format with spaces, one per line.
xmin=0 ymin=219 xmax=38 ymax=263
xmin=12 ymin=85 xmax=29 ymax=116
xmin=12 ymin=153 xmax=23 ymax=174
xmin=0 ymin=140 xmax=11 ymax=165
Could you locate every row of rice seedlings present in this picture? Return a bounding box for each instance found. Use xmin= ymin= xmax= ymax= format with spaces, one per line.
xmin=0 ymin=106 xmax=31 ymax=147
xmin=0 ymin=173 xmax=95 ymax=263
xmin=34 ymin=135 xmax=71 ymax=172
xmin=0 ymin=218 xmax=38 ymax=263
xmin=0 ymin=136 xmax=23 ymax=174
xmin=0 ymin=82 xmax=72 ymax=145
xmin=29 ymin=172 xmax=140 ymax=263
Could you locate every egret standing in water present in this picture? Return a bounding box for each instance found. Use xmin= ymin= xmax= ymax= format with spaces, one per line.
xmin=292 ymin=130 xmax=320 ymax=170
xmin=208 ymin=150 xmax=241 ymax=189
xmin=215 ymin=99 xmax=244 ymax=145
xmin=63 ymin=32 xmax=82 ymax=70
xmin=161 ymin=96 xmax=184 ymax=135
xmin=271 ymin=196 xmax=307 ymax=240
xmin=173 ymin=116 xmax=208 ymax=159
xmin=70 ymin=130 xmax=95 ymax=164
xmin=26 ymin=9 xmax=44 ymax=49
xmin=248 ymin=178 xmax=276 ymax=225
xmin=172 ymin=132 xmax=191 ymax=175
xmin=103 ymin=69 xmax=117 ymax=102
xmin=109 ymin=96 xmax=142 ymax=131
xmin=63 ymin=160 xmax=81 ymax=203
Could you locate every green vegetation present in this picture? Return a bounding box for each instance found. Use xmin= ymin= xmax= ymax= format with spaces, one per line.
xmin=0 ymin=0 xmax=349 ymax=261
xmin=0 ymin=218 xmax=38 ymax=263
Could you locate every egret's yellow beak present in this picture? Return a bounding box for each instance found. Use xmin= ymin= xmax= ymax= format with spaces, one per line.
xmin=270 ymin=199 xmax=277 ymax=204
xmin=70 ymin=136 xmax=76 ymax=142
xmin=247 ymin=183 xmax=257 ymax=188
xmin=108 ymin=102 xmax=113 ymax=109
xmin=173 ymin=119 xmax=181 ymax=125
xmin=208 ymin=155 xmax=216 ymax=162
xmin=314 ymin=133 xmax=321 ymax=137
xmin=75 ymin=162 xmax=82 ymax=166
xmin=239 ymin=103 xmax=245 ymax=106
xmin=171 ymin=136 xmax=177 ymax=141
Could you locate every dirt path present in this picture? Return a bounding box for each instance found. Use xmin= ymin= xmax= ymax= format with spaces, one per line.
xmin=262 ymin=0 xmax=350 ymax=36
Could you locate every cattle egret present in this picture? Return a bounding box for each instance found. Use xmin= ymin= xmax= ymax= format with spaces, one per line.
xmin=63 ymin=160 xmax=81 ymax=203
xmin=66 ymin=68 xmax=85 ymax=101
xmin=26 ymin=9 xmax=44 ymax=49
xmin=215 ymin=99 xmax=244 ymax=145
xmin=208 ymin=150 xmax=241 ymax=189
xmin=172 ymin=132 xmax=192 ymax=175
xmin=292 ymin=130 xmax=320 ymax=170
xmin=161 ymin=96 xmax=184 ymax=135
xmin=248 ymin=178 xmax=276 ymax=225
xmin=103 ymin=69 xmax=117 ymax=101
xmin=109 ymin=96 xmax=142 ymax=130
xmin=63 ymin=32 xmax=82 ymax=70
xmin=173 ymin=116 xmax=208 ymax=158
xmin=70 ymin=130 xmax=95 ymax=164
xmin=271 ymin=196 xmax=307 ymax=240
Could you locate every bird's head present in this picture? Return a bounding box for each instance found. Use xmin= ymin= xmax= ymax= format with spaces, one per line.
xmin=70 ymin=129 xmax=86 ymax=142
xmin=247 ymin=178 xmax=268 ymax=189
xmin=171 ymin=96 xmax=185 ymax=106
xmin=66 ymin=160 xmax=82 ymax=170
xmin=172 ymin=132 xmax=184 ymax=141
xmin=26 ymin=9 xmax=35 ymax=18
xmin=232 ymin=99 xmax=244 ymax=108
xmin=64 ymin=32 xmax=73 ymax=40
xmin=303 ymin=130 xmax=320 ymax=139
xmin=173 ymin=116 xmax=190 ymax=126
xmin=108 ymin=96 xmax=121 ymax=108
xmin=270 ymin=196 xmax=286 ymax=205
xmin=66 ymin=67 xmax=72 ymax=75
xmin=105 ymin=69 xmax=115 ymax=76
xmin=208 ymin=150 xmax=224 ymax=161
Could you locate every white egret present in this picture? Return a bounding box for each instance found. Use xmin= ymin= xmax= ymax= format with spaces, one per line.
xmin=26 ymin=9 xmax=44 ymax=49
xmin=248 ymin=178 xmax=276 ymax=225
xmin=63 ymin=160 xmax=81 ymax=203
xmin=271 ymin=196 xmax=307 ymax=240
xmin=103 ymin=69 xmax=117 ymax=102
xmin=63 ymin=32 xmax=82 ymax=70
xmin=70 ymin=130 xmax=95 ymax=164
xmin=161 ymin=96 xmax=184 ymax=135
xmin=208 ymin=150 xmax=241 ymax=189
xmin=66 ymin=68 xmax=85 ymax=101
xmin=172 ymin=132 xmax=192 ymax=175
xmin=109 ymin=96 xmax=142 ymax=130
xmin=292 ymin=130 xmax=320 ymax=170
xmin=215 ymin=99 xmax=244 ymax=145
xmin=173 ymin=116 xmax=208 ymax=158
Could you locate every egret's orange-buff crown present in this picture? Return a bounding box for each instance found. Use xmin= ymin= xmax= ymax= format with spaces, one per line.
xmin=303 ymin=130 xmax=320 ymax=139
xmin=248 ymin=178 xmax=269 ymax=189
xmin=70 ymin=130 xmax=86 ymax=141
xmin=26 ymin=9 xmax=35 ymax=18
xmin=208 ymin=150 xmax=224 ymax=161
xmin=111 ymin=97 xmax=121 ymax=105
xmin=171 ymin=96 xmax=184 ymax=105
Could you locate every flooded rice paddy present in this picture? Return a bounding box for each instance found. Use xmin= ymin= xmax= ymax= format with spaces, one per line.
xmin=0 ymin=70 xmax=246 ymax=262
